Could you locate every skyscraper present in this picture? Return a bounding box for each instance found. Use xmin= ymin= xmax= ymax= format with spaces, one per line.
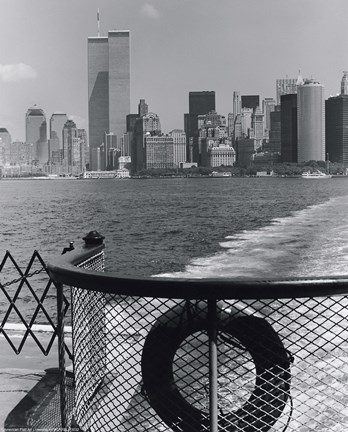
xmin=281 ymin=94 xmax=297 ymax=162
xmin=63 ymin=119 xmax=78 ymax=172
xmin=138 ymin=99 xmax=148 ymax=117
xmin=132 ymin=112 xmax=161 ymax=172
xmin=169 ymin=129 xmax=186 ymax=167
xmin=233 ymin=91 xmax=241 ymax=118
xmin=25 ymin=105 xmax=47 ymax=165
xmin=326 ymin=94 xmax=348 ymax=164
xmin=341 ymin=72 xmax=348 ymax=95
xmin=88 ymin=30 xmax=130 ymax=170
xmin=268 ymin=107 xmax=281 ymax=153
xmin=188 ymin=91 xmax=215 ymax=162
xmin=0 ymin=128 xmax=11 ymax=166
xmin=297 ymin=79 xmax=325 ymax=162
xmin=49 ymin=113 xmax=68 ymax=163
xmin=241 ymin=95 xmax=260 ymax=111
xmin=262 ymin=98 xmax=276 ymax=132
xmin=63 ymin=120 xmax=85 ymax=175
xmin=276 ymin=78 xmax=298 ymax=105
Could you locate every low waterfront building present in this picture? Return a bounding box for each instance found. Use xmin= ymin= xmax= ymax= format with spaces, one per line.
xmin=179 ymin=162 xmax=198 ymax=169
xmin=116 ymin=168 xmax=130 ymax=178
xmin=256 ymin=170 xmax=274 ymax=177
xmin=118 ymin=155 xmax=131 ymax=170
xmin=83 ymin=170 xmax=117 ymax=179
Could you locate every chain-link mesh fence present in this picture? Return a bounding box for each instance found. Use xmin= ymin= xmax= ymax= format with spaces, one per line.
xmin=69 ymin=276 xmax=348 ymax=432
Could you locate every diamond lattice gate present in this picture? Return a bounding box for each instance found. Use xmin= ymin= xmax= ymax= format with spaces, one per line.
xmin=0 ymin=250 xmax=71 ymax=356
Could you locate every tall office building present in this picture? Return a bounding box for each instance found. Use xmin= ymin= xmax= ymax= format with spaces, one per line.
xmin=281 ymin=94 xmax=297 ymax=162
xmin=50 ymin=113 xmax=68 ymax=146
xmin=268 ymin=107 xmax=281 ymax=153
xmin=0 ymin=128 xmax=11 ymax=166
xmin=145 ymin=135 xmax=174 ymax=169
xmin=240 ymin=108 xmax=253 ymax=137
xmin=241 ymin=95 xmax=260 ymax=111
xmin=63 ymin=119 xmax=85 ymax=174
xmin=233 ymin=91 xmax=241 ymax=117
xmin=49 ymin=113 xmax=68 ymax=163
xmin=341 ymin=72 xmax=348 ymax=95
xmin=169 ymin=129 xmax=186 ymax=167
xmin=297 ymin=79 xmax=325 ymax=162
xmin=326 ymin=94 xmax=348 ymax=164
xmin=250 ymin=106 xmax=264 ymax=148
xmin=63 ymin=119 xmax=78 ymax=172
xmin=138 ymin=99 xmax=148 ymax=117
xmin=132 ymin=112 xmax=161 ymax=172
xmin=276 ymin=78 xmax=298 ymax=105
xmin=25 ymin=105 xmax=47 ymax=165
xmin=262 ymin=98 xmax=276 ymax=132
xmin=88 ymin=30 xmax=130 ymax=170
xmin=78 ymin=129 xmax=89 ymax=167
xmin=188 ymin=91 xmax=215 ymax=162
xmin=227 ymin=113 xmax=234 ymax=137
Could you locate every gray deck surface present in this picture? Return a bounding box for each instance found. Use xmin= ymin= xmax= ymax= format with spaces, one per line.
xmin=0 ymin=333 xmax=72 ymax=431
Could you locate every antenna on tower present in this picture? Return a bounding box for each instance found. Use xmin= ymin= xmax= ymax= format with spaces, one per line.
xmin=97 ymin=8 xmax=100 ymax=37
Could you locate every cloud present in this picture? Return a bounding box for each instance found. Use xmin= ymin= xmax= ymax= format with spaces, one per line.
xmin=141 ymin=3 xmax=160 ymax=19
xmin=0 ymin=63 xmax=37 ymax=82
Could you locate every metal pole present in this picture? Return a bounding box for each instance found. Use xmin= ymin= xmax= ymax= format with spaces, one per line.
xmin=57 ymin=281 xmax=68 ymax=429
xmin=208 ymin=298 xmax=218 ymax=432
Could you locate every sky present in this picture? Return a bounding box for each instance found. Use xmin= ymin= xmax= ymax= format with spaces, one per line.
xmin=1 ymin=0 xmax=348 ymax=141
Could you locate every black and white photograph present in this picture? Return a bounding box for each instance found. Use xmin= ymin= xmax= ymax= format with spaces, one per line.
xmin=1 ymin=1 xmax=348 ymax=431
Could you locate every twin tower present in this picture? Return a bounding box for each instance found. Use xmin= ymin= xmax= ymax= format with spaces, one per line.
xmin=88 ymin=31 xmax=130 ymax=171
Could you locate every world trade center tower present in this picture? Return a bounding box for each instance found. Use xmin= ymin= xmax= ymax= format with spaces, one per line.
xmin=88 ymin=31 xmax=130 ymax=170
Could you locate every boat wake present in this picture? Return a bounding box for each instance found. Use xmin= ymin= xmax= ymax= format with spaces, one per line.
xmin=154 ymin=196 xmax=348 ymax=279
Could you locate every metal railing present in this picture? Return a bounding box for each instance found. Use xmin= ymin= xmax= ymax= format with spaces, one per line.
xmin=47 ymin=232 xmax=348 ymax=432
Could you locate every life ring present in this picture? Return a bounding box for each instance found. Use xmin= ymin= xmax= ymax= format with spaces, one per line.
xmin=141 ymin=301 xmax=291 ymax=432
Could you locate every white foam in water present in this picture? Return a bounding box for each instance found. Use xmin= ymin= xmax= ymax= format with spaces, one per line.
xmin=155 ymin=196 xmax=348 ymax=279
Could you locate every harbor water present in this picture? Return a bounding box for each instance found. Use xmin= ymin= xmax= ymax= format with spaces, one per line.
xmin=1 ymin=176 xmax=348 ymax=318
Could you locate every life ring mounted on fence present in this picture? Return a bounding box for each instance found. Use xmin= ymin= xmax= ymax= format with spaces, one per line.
xmin=141 ymin=301 xmax=292 ymax=432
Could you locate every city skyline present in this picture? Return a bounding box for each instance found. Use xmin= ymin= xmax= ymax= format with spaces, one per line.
xmin=1 ymin=0 xmax=348 ymax=141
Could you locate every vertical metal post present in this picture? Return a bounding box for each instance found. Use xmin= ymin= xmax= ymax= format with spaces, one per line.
xmin=57 ymin=281 xmax=68 ymax=429
xmin=208 ymin=298 xmax=218 ymax=432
